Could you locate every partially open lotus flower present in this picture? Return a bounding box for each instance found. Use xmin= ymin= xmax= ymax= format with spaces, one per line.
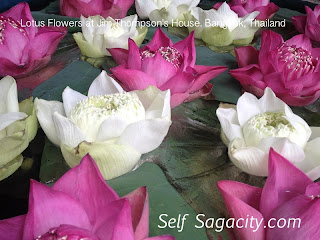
xmin=218 ymin=149 xmax=320 ymax=240
xmin=73 ymin=14 xmax=147 ymax=58
xmin=35 ymin=71 xmax=171 ymax=180
xmin=213 ymin=0 xmax=279 ymax=21
xmin=60 ymin=0 xmax=134 ymax=19
xmin=135 ymin=0 xmax=200 ymax=25
xmin=216 ymin=87 xmax=320 ymax=180
xmin=230 ymin=31 xmax=320 ymax=106
xmin=184 ymin=3 xmax=260 ymax=48
xmin=292 ymin=5 xmax=320 ymax=44
xmin=109 ymin=28 xmax=227 ymax=108
xmin=0 ymin=76 xmax=37 ymax=181
xmin=0 ymin=3 xmax=67 ymax=78
xmin=0 ymin=154 xmax=174 ymax=240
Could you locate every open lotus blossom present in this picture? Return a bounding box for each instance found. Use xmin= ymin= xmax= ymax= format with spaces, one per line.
xmin=73 ymin=14 xmax=147 ymax=58
xmin=109 ymin=28 xmax=227 ymax=108
xmin=230 ymin=30 xmax=320 ymax=106
xmin=218 ymin=149 xmax=320 ymax=240
xmin=292 ymin=5 xmax=320 ymax=43
xmin=60 ymin=0 xmax=134 ymax=19
xmin=184 ymin=3 xmax=260 ymax=48
xmin=35 ymin=70 xmax=171 ymax=180
xmin=135 ymin=0 xmax=200 ymax=25
xmin=213 ymin=0 xmax=279 ymax=21
xmin=0 ymin=154 xmax=174 ymax=240
xmin=217 ymin=87 xmax=320 ymax=180
xmin=0 ymin=76 xmax=37 ymax=181
xmin=0 ymin=3 xmax=67 ymax=78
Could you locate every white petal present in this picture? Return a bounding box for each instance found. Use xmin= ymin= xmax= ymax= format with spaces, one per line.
xmin=118 ymin=119 xmax=171 ymax=154
xmin=217 ymin=2 xmax=239 ymax=32
xmin=62 ymin=87 xmax=87 ymax=118
xmin=236 ymin=92 xmax=261 ymax=126
xmin=231 ymin=12 xmax=260 ymax=40
xmin=228 ymin=138 xmax=268 ymax=176
xmin=310 ymin=127 xmax=320 ymax=141
xmin=135 ymin=0 xmax=158 ymax=19
xmin=0 ymin=76 xmax=19 ymax=113
xmin=96 ymin=116 xmax=129 ymax=142
xmin=88 ymin=71 xmax=123 ymax=96
xmin=297 ymin=137 xmax=320 ymax=181
xmin=205 ymin=9 xmax=227 ymax=29
xmin=257 ymin=137 xmax=305 ymax=164
xmin=258 ymin=87 xmax=287 ymax=113
xmin=34 ymin=98 xmax=65 ymax=146
xmin=53 ymin=112 xmax=85 ymax=148
xmin=216 ymin=107 xmax=243 ymax=144
xmin=145 ymin=89 xmax=171 ymax=119
xmin=120 ymin=14 xmax=138 ymax=32
xmin=81 ymin=15 xmax=95 ymax=44
xmin=0 ymin=112 xmax=27 ymax=132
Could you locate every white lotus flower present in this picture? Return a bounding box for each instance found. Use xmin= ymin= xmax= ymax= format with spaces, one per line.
xmin=216 ymin=87 xmax=320 ymax=180
xmin=35 ymin=71 xmax=171 ymax=180
xmin=135 ymin=0 xmax=200 ymax=24
xmin=185 ymin=2 xmax=260 ymax=47
xmin=0 ymin=76 xmax=37 ymax=181
xmin=73 ymin=14 xmax=148 ymax=58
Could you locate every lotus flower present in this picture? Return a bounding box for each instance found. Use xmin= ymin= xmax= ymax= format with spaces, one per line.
xmin=135 ymin=0 xmax=200 ymax=25
xmin=216 ymin=87 xmax=320 ymax=180
xmin=73 ymin=14 xmax=147 ymax=58
xmin=35 ymin=70 xmax=171 ymax=180
xmin=213 ymin=0 xmax=279 ymax=21
xmin=184 ymin=3 xmax=260 ymax=48
xmin=0 ymin=3 xmax=67 ymax=78
xmin=230 ymin=30 xmax=320 ymax=106
xmin=0 ymin=76 xmax=37 ymax=181
xmin=0 ymin=154 xmax=174 ymax=240
xmin=109 ymin=28 xmax=227 ymax=108
xmin=292 ymin=5 xmax=320 ymax=44
xmin=218 ymin=149 xmax=320 ymax=240
xmin=60 ymin=0 xmax=134 ymax=19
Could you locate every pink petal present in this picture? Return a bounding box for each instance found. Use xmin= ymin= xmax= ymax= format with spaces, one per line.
xmin=254 ymin=3 xmax=279 ymax=21
xmin=185 ymin=82 xmax=213 ymax=103
xmin=189 ymin=65 xmax=227 ymax=93
xmin=259 ymin=30 xmax=283 ymax=57
xmin=291 ymin=15 xmax=307 ymax=34
xmin=173 ymin=31 xmax=196 ymax=69
xmin=111 ymin=65 xmax=158 ymax=90
xmin=235 ymin=46 xmax=259 ymax=67
xmin=100 ymin=0 xmax=134 ymax=19
xmin=43 ymin=225 xmax=99 ymax=239
xmin=109 ymin=48 xmax=129 ymax=66
xmin=306 ymin=6 xmax=319 ymax=25
xmin=260 ymin=149 xmax=313 ymax=219
xmin=2 ymin=2 xmax=38 ymax=38
xmin=217 ymin=181 xmax=265 ymax=240
xmin=230 ymin=5 xmax=249 ymax=17
xmin=52 ymin=155 xmax=119 ymax=224
xmin=127 ymin=39 xmax=142 ymax=70
xmin=23 ymin=180 xmax=92 ymax=239
xmin=263 ymin=72 xmax=290 ymax=95
xmin=0 ymin=215 xmax=25 ymax=240
xmin=146 ymin=28 xmax=173 ymax=51
xmin=285 ymin=34 xmax=312 ymax=52
xmin=141 ymin=52 xmax=177 ymax=86
xmin=0 ymin=57 xmax=27 ymax=77
xmin=266 ymin=195 xmax=320 ymax=240
xmin=94 ymin=199 xmax=135 ymax=240
xmin=159 ymin=71 xmax=194 ymax=94
xmin=212 ymin=2 xmax=223 ymax=10
xmin=305 ymin=23 xmax=320 ymax=43
xmin=123 ymin=187 xmax=149 ymax=240
xmin=170 ymin=92 xmax=190 ymax=108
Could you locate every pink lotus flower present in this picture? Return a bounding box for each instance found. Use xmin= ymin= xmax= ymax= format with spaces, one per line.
xmin=60 ymin=0 xmax=134 ymax=18
xmin=229 ymin=30 xmax=320 ymax=106
xmin=292 ymin=5 xmax=320 ymax=44
xmin=0 ymin=3 xmax=67 ymax=78
xmin=213 ymin=0 xmax=279 ymax=21
xmin=218 ymin=149 xmax=320 ymax=240
xmin=109 ymin=28 xmax=227 ymax=108
xmin=0 ymin=154 xmax=174 ymax=240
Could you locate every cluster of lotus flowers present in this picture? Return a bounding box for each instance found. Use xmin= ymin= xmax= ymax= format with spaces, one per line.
xmin=1 ymin=0 xmax=320 ymax=239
